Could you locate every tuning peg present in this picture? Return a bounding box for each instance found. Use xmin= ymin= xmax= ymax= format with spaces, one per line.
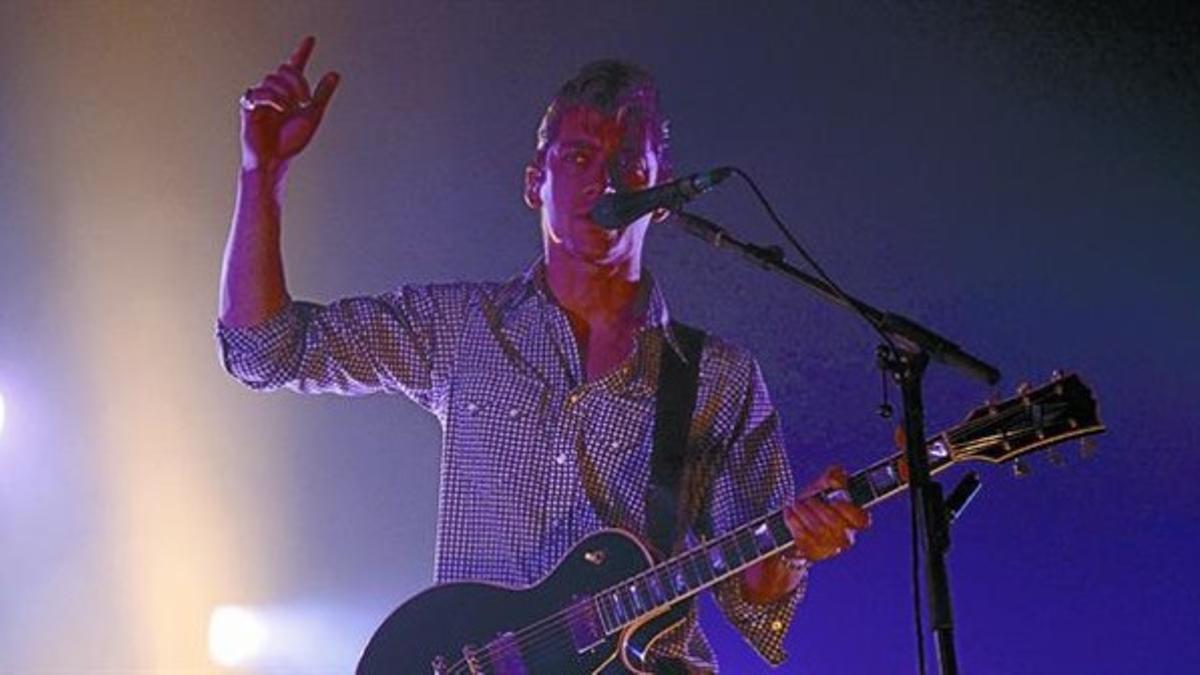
xmin=1016 ymin=381 xmax=1032 ymax=396
xmin=1079 ymin=438 xmax=1098 ymax=459
xmin=1012 ymin=459 xmax=1031 ymax=478
xmin=1047 ymin=448 xmax=1066 ymax=467
xmin=1051 ymin=369 xmax=1065 ymax=381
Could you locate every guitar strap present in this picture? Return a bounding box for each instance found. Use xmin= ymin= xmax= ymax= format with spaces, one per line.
xmin=645 ymin=321 xmax=707 ymax=562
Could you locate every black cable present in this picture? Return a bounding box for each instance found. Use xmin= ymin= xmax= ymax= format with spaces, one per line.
xmin=728 ymin=167 xmax=927 ymax=675
xmin=728 ymin=168 xmax=900 ymax=355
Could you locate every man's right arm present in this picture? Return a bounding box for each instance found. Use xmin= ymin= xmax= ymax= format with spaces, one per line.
xmin=219 ymin=35 xmax=339 ymax=328
xmin=219 ymin=166 xmax=290 ymax=327
xmin=215 ymin=38 xmax=474 ymax=413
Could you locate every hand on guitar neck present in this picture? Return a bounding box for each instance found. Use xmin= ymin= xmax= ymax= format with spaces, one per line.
xmin=741 ymin=466 xmax=871 ymax=604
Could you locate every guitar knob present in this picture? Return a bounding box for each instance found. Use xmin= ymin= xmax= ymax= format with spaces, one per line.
xmin=1047 ymin=448 xmax=1065 ymax=466
xmin=1012 ymin=459 xmax=1031 ymax=478
xmin=1079 ymin=438 xmax=1098 ymax=459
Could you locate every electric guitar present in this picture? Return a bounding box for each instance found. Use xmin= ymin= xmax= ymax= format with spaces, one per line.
xmin=358 ymin=372 xmax=1104 ymax=675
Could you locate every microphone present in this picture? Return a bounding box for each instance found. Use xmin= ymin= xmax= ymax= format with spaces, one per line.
xmin=589 ymin=167 xmax=733 ymax=230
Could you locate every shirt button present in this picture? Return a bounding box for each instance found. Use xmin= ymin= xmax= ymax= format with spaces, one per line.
xmin=770 ymin=619 xmax=784 ymax=632
xmin=465 ymin=402 xmax=479 ymax=413
xmin=507 ymin=407 xmax=520 ymax=418
xmin=567 ymin=392 xmax=581 ymax=406
xmin=554 ymin=453 xmax=568 ymax=465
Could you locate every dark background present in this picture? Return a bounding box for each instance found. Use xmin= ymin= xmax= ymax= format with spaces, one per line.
xmin=1 ymin=2 xmax=1196 ymax=673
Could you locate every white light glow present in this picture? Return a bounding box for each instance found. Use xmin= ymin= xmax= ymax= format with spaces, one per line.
xmin=0 ymin=389 xmax=6 ymax=438
xmin=208 ymin=605 xmax=268 ymax=667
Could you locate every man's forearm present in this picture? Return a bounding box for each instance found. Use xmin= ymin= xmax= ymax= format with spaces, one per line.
xmin=219 ymin=166 xmax=291 ymax=327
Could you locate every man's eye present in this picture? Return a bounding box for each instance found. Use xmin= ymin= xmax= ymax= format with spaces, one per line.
xmin=565 ymin=151 xmax=590 ymax=166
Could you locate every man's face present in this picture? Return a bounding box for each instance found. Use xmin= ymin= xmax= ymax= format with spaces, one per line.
xmin=526 ymin=105 xmax=661 ymax=266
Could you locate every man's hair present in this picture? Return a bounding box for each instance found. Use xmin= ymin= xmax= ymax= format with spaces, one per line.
xmin=533 ymin=59 xmax=672 ymax=179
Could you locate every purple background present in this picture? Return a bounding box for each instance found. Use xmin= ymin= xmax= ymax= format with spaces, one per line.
xmin=1 ymin=2 xmax=1196 ymax=673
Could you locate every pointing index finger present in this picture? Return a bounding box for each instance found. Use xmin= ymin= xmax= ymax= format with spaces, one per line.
xmin=288 ymin=35 xmax=316 ymax=73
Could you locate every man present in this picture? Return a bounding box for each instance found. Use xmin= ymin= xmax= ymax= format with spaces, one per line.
xmin=219 ymin=36 xmax=869 ymax=672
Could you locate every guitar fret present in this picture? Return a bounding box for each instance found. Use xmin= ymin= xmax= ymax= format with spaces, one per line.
xmin=696 ymin=548 xmax=717 ymax=581
xmin=735 ymin=528 xmax=759 ymax=561
xmin=656 ymin=567 xmax=677 ymax=602
xmin=625 ymin=584 xmax=640 ymax=615
xmin=767 ymin=512 xmax=792 ymax=548
xmin=683 ymin=554 xmax=703 ymax=588
xmin=618 ymin=588 xmax=637 ymax=622
xmin=751 ymin=520 xmax=775 ymax=555
xmin=595 ymin=595 xmax=614 ymax=633
xmin=630 ymin=580 xmax=652 ymax=615
xmin=644 ymin=570 xmax=667 ymax=606
xmin=603 ymin=591 xmax=624 ymax=627
xmin=600 ymin=592 xmax=612 ymax=626
xmin=668 ymin=562 xmax=689 ymax=595
xmin=867 ymin=461 xmax=902 ymax=496
xmin=717 ymin=538 xmax=740 ymax=571
xmin=847 ymin=473 xmax=875 ymax=506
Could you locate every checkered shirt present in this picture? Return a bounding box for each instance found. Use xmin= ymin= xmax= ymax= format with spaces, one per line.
xmin=217 ymin=260 xmax=804 ymax=670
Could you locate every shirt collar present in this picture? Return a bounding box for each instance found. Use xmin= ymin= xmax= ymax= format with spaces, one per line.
xmin=500 ymin=257 xmax=687 ymax=364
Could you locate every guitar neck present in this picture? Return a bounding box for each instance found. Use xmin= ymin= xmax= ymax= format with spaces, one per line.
xmin=593 ymin=372 xmax=1104 ymax=635
xmin=591 ymin=443 xmax=944 ymax=635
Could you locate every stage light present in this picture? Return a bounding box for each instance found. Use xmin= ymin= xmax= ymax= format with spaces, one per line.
xmin=208 ymin=605 xmax=268 ymax=667
xmin=0 ymin=389 xmax=6 ymax=438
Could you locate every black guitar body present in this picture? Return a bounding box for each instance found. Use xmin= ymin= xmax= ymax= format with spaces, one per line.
xmin=357 ymin=530 xmax=690 ymax=675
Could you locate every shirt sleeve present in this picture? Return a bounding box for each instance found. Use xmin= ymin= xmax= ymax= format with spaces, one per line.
xmin=215 ymin=283 xmax=476 ymax=414
xmin=703 ymin=353 xmax=804 ymax=667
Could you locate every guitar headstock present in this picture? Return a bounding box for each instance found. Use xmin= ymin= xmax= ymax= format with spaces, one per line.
xmin=943 ymin=372 xmax=1105 ymax=466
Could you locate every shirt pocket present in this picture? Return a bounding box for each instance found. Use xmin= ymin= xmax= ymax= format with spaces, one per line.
xmin=449 ymin=369 xmax=548 ymax=498
xmin=577 ymin=394 xmax=656 ymax=531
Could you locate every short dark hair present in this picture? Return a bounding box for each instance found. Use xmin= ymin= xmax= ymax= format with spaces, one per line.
xmin=533 ymin=59 xmax=672 ymax=179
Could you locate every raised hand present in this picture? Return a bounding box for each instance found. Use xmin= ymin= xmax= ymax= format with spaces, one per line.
xmin=239 ymin=36 xmax=340 ymax=171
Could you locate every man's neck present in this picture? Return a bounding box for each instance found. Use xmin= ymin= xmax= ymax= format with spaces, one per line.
xmin=543 ymin=249 xmax=646 ymax=328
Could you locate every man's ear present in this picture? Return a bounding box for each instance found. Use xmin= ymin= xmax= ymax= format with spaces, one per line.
xmin=523 ymin=164 xmax=544 ymax=210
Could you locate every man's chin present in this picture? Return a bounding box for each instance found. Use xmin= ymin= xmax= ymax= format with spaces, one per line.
xmin=561 ymin=237 xmax=630 ymax=268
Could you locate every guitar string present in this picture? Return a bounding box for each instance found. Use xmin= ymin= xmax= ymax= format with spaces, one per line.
xmin=443 ymin=541 xmax=735 ymax=673
xmin=444 ymin=529 xmax=784 ymax=673
xmin=441 ymin=390 xmax=1087 ymax=671
xmin=451 ymin=618 xmax=595 ymax=674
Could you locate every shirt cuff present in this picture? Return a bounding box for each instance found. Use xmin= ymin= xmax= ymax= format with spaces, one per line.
xmin=714 ymin=568 xmax=807 ymax=666
xmin=215 ymin=302 xmax=302 ymax=389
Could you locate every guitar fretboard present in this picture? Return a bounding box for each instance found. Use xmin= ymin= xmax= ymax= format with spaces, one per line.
xmin=592 ymin=438 xmax=957 ymax=635
xmin=573 ymin=374 xmax=1105 ymax=646
xmin=593 ymin=511 xmax=795 ymax=633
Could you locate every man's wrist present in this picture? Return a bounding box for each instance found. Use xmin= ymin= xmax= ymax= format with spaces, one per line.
xmin=239 ymin=160 xmax=290 ymax=184
xmin=780 ymin=549 xmax=811 ymax=573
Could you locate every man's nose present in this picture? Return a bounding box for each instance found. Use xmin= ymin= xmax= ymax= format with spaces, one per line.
xmin=603 ymin=158 xmax=625 ymax=194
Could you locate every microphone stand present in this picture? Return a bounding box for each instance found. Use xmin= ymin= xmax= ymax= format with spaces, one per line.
xmin=673 ymin=211 xmax=1000 ymax=675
